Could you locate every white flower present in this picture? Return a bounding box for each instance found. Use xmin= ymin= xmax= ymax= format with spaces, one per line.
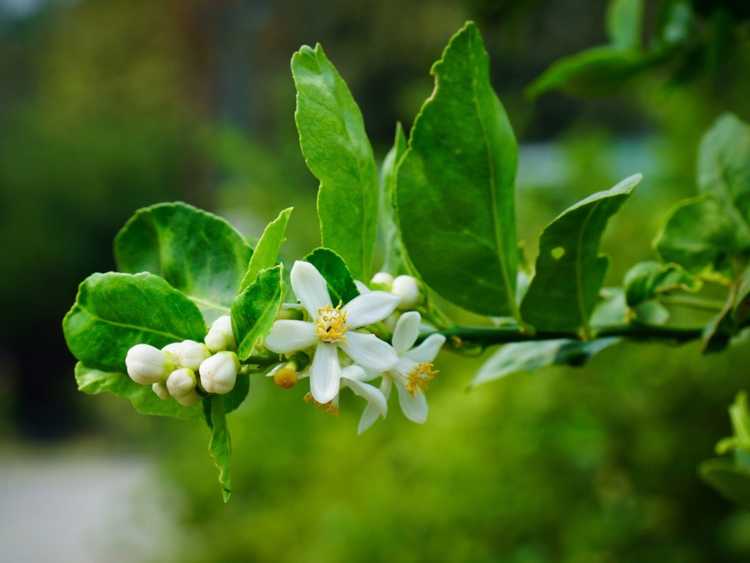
xmin=370 ymin=271 xmax=394 ymax=289
xmin=125 ymin=344 xmax=175 ymax=385
xmin=264 ymin=261 xmax=400 ymax=404
xmin=167 ymin=367 xmax=197 ymax=397
xmin=359 ymin=311 xmax=445 ymax=432
xmin=174 ymin=340 xmax=211 ymax=370
xmin=199 ymin=351 xmax=239 ymax=394
xmin=340 ymin=365 xmax=388 ymax=434
xmin=152 ymin=382 xmax=170 ymax=400
xmin=205 ymin=315 xmax=236 ymax=353
xmin=174 ymin=390 xmax=200 ymax=407
xmin=391 ymin=275 xmax=421 ymax=309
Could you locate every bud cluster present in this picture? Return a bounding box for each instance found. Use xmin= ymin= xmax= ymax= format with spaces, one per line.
xmin=124 ymin=315 xmax=241 ymax=405
xmin=369 ymin=273 xmax=422 ymax=310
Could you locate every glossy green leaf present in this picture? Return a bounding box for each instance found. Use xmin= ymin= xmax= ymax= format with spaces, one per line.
xmin=624 ymin=261 xmax=700 ymax=307
xmin=379 ymin=123 xmax=408 ymax=274
xmin=240 ymin=208 xmax=293 ymax=290
xmin=74 ymin=362 xmax=202 ymax=419
xmin=700 ymin=459 xmax=750 ymax=508
xmin=396 ymin=21 xmax=519 ymax=317
xmin=521 ymin=174 xmax=641 ymax=335
xmin=471 ymin=338 xmax=619 ymax=387
xmin=607 ymin=0 xmax=643 ymax=50
xmin=223 ymin=373 xmax=250 ymax=415
xmin=304 ymin=247 xmax=359 ymax=305
xmin=291 ymin=44 xmax=378 ymax=279
xmin=206 ymin=396 xmax=232 ymax=503
xmin=63 ymin=272 xmax=206 ymax=372
xmin=232 ymin=265 xmax=284 ymax=361
xmin=655 ymin=196 xmax=738 ymax=273
xmin=591 ymin=288 xmax=628 ymax=328
xmin=703 ymin=264 xmax=750 ymax=353
xmin=115 ymin=202 xmax=253 ymax=324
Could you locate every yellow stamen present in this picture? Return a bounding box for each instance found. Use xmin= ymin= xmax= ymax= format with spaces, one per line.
xmin=304 ymin=392 xmax=340 ymax=415
xmin=405 ymin=362 xmax=438 ymax=396
xmin=315 ymin=305 xmax=348 ymax=343
xmin=272 ymin=362 xmax=298 ymax=389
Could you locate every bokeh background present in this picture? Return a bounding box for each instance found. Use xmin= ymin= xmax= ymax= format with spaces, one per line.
xmin=2 ymin=1 xmax=750 ymax=561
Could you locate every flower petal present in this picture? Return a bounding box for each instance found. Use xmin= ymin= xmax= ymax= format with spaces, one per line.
xmin=290 ymin=261 xmax=332 ymax=319
xmin=343 ymin=291 xmax=400 ymax=329
xmin=394 ymin=380 xmax=428 ymax=424
xmin=340 ymin=331 xmax=397 ymax=371
xmin=310 ymin=343 xmax=341 ymax=403
xmin=405 ymin=333 xmax=446 ymax=363
xmin=392 ymin=311 xmax=420 ymax=355
xmin=264 ymin=320 xmax=317 ymax=354
xmin=354 ymin=280 xmax=370 ymax=295
xmin=341 ymin=364 xmax=368 ymax=382
xmin=345 ymin=378 xmax=387 ymax=432
xmin=357 ymin=377 xmax=392 ymax=434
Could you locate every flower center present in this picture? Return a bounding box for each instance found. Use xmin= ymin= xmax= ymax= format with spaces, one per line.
xmin=315 ymin=305 xmax=348 ymax=343
xmin=304 ymin=392 xmax=340 ymax=415
xmin=405 ymin=362 xmax=438 ymax=396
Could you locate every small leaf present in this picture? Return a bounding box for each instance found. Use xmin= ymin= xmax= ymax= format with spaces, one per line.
xmin=75 ymin=362 xmax=202 ymax=419
xmin=703 ymin=264 xmax=750 ymax=353
xmin=115 ymin=202 xmax=253 ymax=324
xmin=591 ymin=288 xmax=628 ymax=328
xmin=700 ymin=459 xmax=750 ymax=508
xmin=471 ymin=338 xmax=619 ymax=387
xmin=223 ymin=373 xmax=250 ymax=415
xmin=654 ymin=195 xmax=738 ymax=273
xmin=607 ymin=0 xmax=643 ymax=50
xmin=232 ymin=265 xmax=284 ymax=361
xmin=291 ymin=43 xmax=378 ymax=279
xmin=63 ymin=272 xmax=206 ymax=372
xmin=304 ymin=247 xmax=359 ymax=305
xmin=521 ymin=174 xmax=641 ymax=335
xmin=379 ymin=123 xmax=408 ymax=274
xmin=240 ymin=207 xmax=293 ymax=290
xmin=206 ymin=396 xmax=232 ymax=503
xmin=396 ymin=21 xmax=519 ymax=317
xmin=624 ymin=261 xmax=700 ymax=307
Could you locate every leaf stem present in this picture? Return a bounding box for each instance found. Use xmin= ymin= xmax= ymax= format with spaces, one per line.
xmin=660 ymin=295 xmax=726 ymax=312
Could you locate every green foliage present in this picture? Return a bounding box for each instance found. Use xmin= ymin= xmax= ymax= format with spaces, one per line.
xmin=206 ymin=396 xmax=233 ymax=503
xmin=379 ymin=123 xmax=408 ymax=274
xmin=240 ymin=208 xmax=293 ymax=291
xmin=396 ymin=21 xmax=519 ymax=318
xmin=115 ymin=202 xmax=253 ymax=324
xmin=232 ymin=266 xmax=285 ymax=361
xmin=304 ymin=247 xmax=359 ymax=305
xmin=624 ymin=261 xmax=700 ymax=307
xmin=471 ymin=338 xmax=620 ymax=387
xmin=63 ymin=272 xmax=206 ymax=372
xmin=521 ymin=174 xmax=641 ymax=335
xmin=75 ymin=362 xmax=202 ymax=419
xmin=607 ymin=0 xmax=643 ymax=50
xmin=292 ymin=43 xmax=379 ymax=280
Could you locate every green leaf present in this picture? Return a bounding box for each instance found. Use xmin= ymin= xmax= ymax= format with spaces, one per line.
xmin=703 ymin=264 xmax=750 ymax=353
xmin=232 ymin=265 xmax=285 ymax=361
xmin=304 ymin=247 xmax=359 ymax=305
xmin=471 ymin=338 xmax=619 ymax=387
xmin=63 ymin=272 xmax=206 ymax=372
xmin=380 ymin=123 xmax=408 ymax=274
xmin=654 ymin=195 xmax=738 ymax=273
xmin=521 ymin=174 xmax=641 ymax=335
xmin=114 ymin=202 xmax=253 ymax=324
xmin=527 ymin=46 xmax=658 ymax=98
xmin=240 ymin=208 xmax=293 ymax=291
xmin=607 ymin=0 xmax=643 ymax=50
xmin=396 ymin=21 xmax=519 ymax=317
xmin=697 ymin=113 xmax=750 ymax=244
xmin=223 ymin=373 xmax=250 ymax=415
xmin=206 ymin=396 xmax=232 ymax=502
xmin=700 ymin=459 xmax=750 ymax=508
xmin=291 ymin=44 xmax=378 ymax=279
xmin=624 ymin=261 xmax=700 ymax=307
xmin=74 ymin=362 xmax=202 ymax=419
xmin=591 ymin=288 xmax=628 ymax=328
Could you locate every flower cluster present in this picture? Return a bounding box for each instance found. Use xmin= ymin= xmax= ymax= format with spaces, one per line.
xmin=264 ymin=261 xmax=446 ymax=433
xmin=125 ymin=315 xmax=240 ymax=405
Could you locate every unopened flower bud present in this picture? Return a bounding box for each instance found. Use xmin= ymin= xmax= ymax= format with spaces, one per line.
xmin=392 ymin=275 xmax=421 ymax=309
xmin=269 ymin=361 xmax=298 ymax=389
xmin=125 ymin=344 xmax=174 ymax=385
xmin=205 ymin=315 xmax=236 ymax=352
xmin=152 ymin=382 xmax=170 ymax=400
xmin=175 ymin=389 xmax=200 ymax=407
xmin=199 ymin=351 xmax=239 ymax=394
xmin=166 ymin=368 xmax=197 ymax=398
xmin=175 ymin=340 xmax=210 ymax=370
xmin=370 ymin=271 xmax=394 ymax=290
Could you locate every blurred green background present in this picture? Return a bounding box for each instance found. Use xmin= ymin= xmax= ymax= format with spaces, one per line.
xmin=2 ymin=1 xmax=750 ymax=562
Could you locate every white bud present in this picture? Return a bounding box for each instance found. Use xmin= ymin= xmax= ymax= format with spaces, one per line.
xmin=175 ymin=340 xmax=211 ymax=370
xmin=391 ymin=275 xmax=421 ymax=310
xmin=162 ymin=342 xmax=182 ymax=358
xmin=125 ymin=344 xmax=174 ymax=385
xmin=370 ymin=272 xmax=394 ymax=290
xmin=152 ymin=382 xmax=170 ymax=400
xmin=199 ymin=351 xmax=239 ymax=394
xmin=204 ymin=315 xmax=236 ymax=352
xmin=166 ymin=368 xmax=197 ymax=398
xmin=175 ymin=389 xmax=200 ymax=407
